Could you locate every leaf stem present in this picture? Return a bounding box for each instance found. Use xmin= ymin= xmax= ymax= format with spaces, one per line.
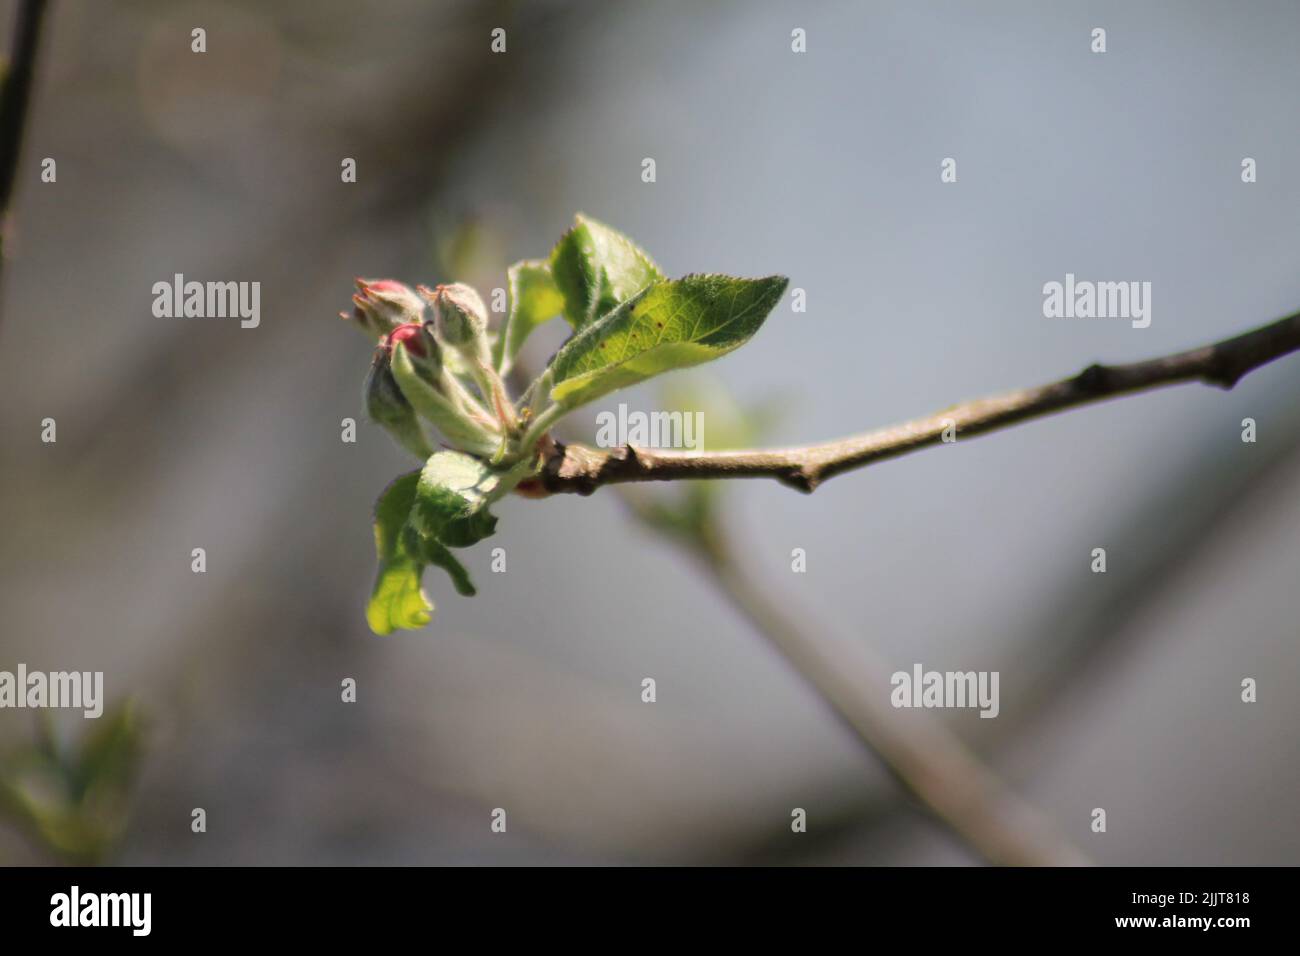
xmin=517 ymin=399 xmax=566 ymax=458
xmin=516 ymin=366 xmax=550 ymax=415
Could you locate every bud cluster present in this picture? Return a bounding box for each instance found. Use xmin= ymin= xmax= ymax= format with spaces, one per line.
xmin=343 ymin=278 xmax=514 ymax=460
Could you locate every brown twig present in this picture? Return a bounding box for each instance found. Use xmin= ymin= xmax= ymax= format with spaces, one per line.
xmin=540 ymin=309 xmax=1300 ymax=495
xmin=0 ymin=0 xmax=49 ymax=314
xmin=624 ymin=494 xmax=1088 ymax=866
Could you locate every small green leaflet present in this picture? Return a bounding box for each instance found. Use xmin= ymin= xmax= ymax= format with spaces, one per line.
xmin=494 ymin=259 xmax=565 ymax=371
xmin=367 ymin=472 xmax=432 ymax=636
xmin=366 ymin=453 xmax=507 ymax=635
xmin=547 ymin=273 xmax=788 ymax=410
xmin=410 ymin=450 xmax=502 ymax=548
xmin=550 ymin=214 xmax=664 ymax=331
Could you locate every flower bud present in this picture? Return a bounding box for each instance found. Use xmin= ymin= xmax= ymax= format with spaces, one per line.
xmin=387 ymin=322 xmax=428 ymax=357
xmin=419 ymin=283 xmax=489 ymax=358
xmin=386 ymin=321 xmax=442 ymax=384
xmin=365 ymin=348 xmax=433 ymax=459
xmin=345 ymin=278 xmax=425 ymax=340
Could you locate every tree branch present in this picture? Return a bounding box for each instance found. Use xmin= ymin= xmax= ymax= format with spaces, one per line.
xmin=672 ymin=513 xmax=1088 ymax=865
xmin=540 ymin=308 xmax=1300 ymax=495
xmin=0 ymin=0 xmax=50 ymax=312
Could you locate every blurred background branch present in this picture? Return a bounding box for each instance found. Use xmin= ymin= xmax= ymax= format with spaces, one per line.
xmin=0 ymin=0 xmax=48 ymax=313
xmin=628 ymin=487 xmax=1087 ymax=865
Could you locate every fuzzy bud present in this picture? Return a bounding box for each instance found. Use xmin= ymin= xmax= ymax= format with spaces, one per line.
xmin=345 ymin=278 xmax=425 ymax=340
xmin=387 ymin=322 xmax=428 ymax=357
xmin=385 ymin=321 xmax=443 ymax=385
xmin=419 ymin=283 xmax=489 ymax=358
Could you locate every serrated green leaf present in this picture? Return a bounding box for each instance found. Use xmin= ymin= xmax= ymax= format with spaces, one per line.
xmin=410 ymin=450 xmax=504 ymax=549
xmin=546 ymin=273 xmax=788 ymax=410
xmin=549 ymin=214 xmax=664 ymax=331
xmin=366 ymin=454 xmax=513 ymax=634
xmin=367 ymin=472 xmax=433 ymax=636
xmin=494 ymin=259 xmax=565 ymax=370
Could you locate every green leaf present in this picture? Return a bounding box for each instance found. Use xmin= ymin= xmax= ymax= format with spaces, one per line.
xmin=410 ymin=450 xmax=504 ymax=548
xmin=549 ymin=214 xmax=664 ymax=331
xmin=546 ymin=273 xmax=788 ymax=410
xmin=494 ymin=259 xmax=565 ymax=370
xmin=366 ymin=454 xmax=515 ymax=634
xmin=403 ymin=527 xmax=476 ymax=596
xmin=367 ymin=472 xmax=433 ymax=636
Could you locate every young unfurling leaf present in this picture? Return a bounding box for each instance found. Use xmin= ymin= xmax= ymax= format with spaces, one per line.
xmin=550 ymin=214 xmax=664 ymax=331
xmin=410 ymin=450 xmax=503 ymax=548
xmin=367 ymin=472 xmax=433 ymax=636
xmin=366 ymin=453 xmax=515 ymax=634
xmin=494 ymin=260 xmax=565 ymax=372
xmin=545 ymin=273 xmax=788 ymax=411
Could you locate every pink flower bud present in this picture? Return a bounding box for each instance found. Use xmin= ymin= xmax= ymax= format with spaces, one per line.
xmin=346 ymin=278 xmax=425 ymax=338
xmin=383 ymin=321 xmax=443 ymax=385
xmin=387 ymin=322 xmax=428 ymax=357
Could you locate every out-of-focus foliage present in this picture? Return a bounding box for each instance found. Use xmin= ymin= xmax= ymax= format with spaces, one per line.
xmin=0 ymin=703 xmax=143 ymax=863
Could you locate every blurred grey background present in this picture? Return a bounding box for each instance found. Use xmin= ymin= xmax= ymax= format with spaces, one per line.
xmin=1 ymin=0 xmax=1298 ymax=864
